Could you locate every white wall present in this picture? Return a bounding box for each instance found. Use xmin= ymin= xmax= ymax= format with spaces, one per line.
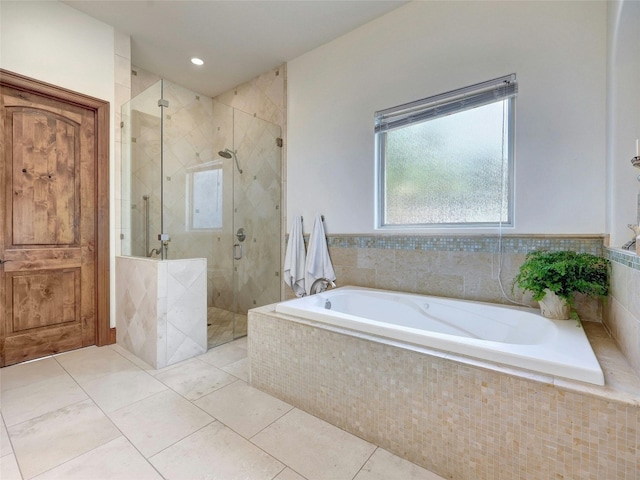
xmin=1 ymin=1 xmax=117 ymax=326
xmin=607 ymin=0 xmax=640 ymax=247
xmin=287 ymin=1 xmax=607 ymax=235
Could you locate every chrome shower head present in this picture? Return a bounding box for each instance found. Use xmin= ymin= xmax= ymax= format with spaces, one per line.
xmin=218 ymin=148 xmax=243 ymax=174
xmin=218 ymin=149 xmax=233 ymax=159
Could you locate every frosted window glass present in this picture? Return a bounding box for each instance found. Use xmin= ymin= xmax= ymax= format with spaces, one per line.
xmin=382 ymin=100 xmax=510 ymax=226
xmin=192 ymin=168 xmax=223 ymax=229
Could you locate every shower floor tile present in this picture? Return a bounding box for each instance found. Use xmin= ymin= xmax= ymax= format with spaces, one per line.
xmin=1 ymin=338 xmax=445 ymax=480
xmin=207 ymin=306 xmax=247 ymax=348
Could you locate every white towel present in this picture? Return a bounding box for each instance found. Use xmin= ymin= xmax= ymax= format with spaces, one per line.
xmin=283 ymin=216 xmax=306 ymax=297
xmin=305 ymin=214 xmax=336 ymax=295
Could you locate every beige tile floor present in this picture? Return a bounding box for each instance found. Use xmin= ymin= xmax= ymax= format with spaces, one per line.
xmin=0 ymin=338 xmax=445 ymax=480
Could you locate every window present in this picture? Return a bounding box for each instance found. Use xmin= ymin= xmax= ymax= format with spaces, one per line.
xmin=375 ymin=74 xmax=517 ymax=228
xmin=187 ymin=162 xmax=223 ymax=230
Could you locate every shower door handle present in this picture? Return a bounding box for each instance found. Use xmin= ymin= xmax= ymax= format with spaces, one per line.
xmin=233 ymin=243 xmax=243 ymax=260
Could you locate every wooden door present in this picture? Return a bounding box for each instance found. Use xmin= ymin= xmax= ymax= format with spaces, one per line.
xmin=0 ymin=70 xmax=110 ymax=366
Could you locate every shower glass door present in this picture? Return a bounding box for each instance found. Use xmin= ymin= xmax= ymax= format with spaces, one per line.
xmin=120 ymin=80 xmax=162 ymax=258
xmin=231 ymin=110 xmax=282 ymax=339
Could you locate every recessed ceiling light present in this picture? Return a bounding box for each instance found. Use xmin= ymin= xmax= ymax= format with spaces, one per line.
xmin=190 ymin=57 xmax=204 ymax=66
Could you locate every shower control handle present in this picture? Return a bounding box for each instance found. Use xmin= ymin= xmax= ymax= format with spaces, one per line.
xmin=233 ymin=244 xmax=243 ymax=260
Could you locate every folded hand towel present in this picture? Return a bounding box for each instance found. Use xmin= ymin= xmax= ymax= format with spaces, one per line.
xmin=305 ymin=214 xmax=336 ymax=295
xmin=283 ymin=215 xmax=306 ymax=297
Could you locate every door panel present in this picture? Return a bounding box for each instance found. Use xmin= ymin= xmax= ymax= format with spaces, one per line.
xmin=1 ymin=84 xmax=97 ymax=366
xmin=10 ymin=109 xmax=80 ymax=246
xmin=10 ymin=269 xmax=79 ymax=331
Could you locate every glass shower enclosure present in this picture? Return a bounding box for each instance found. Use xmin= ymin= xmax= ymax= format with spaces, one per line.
xmin=121 ymin=79 xmax=282 ymax=348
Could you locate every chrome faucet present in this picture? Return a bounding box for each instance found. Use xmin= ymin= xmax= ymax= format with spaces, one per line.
xmin=309 ymin=278 xmax=336 ymax=295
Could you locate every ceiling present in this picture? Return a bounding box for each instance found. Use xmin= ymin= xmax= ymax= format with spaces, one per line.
xmin=63 ymin=0 xmax=407 ymax=98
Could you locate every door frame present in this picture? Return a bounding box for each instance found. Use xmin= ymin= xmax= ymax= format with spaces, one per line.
xmin=0 ymin=69 xmax=111 ymax=347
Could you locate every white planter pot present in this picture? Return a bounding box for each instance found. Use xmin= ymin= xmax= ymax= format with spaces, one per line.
xmin=538 ymin=289 xmax=571 ymax=320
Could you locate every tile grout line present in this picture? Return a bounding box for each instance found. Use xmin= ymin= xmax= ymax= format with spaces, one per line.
xmin=6 ymin=363 xmax=116 ymax=480
xmin=50 ymin=351 xmax=170 ymax=480
xmin=1 ymin=412 xmax=26 ymax=480
xmin=350 ymin=446 xmax=379 ymax=480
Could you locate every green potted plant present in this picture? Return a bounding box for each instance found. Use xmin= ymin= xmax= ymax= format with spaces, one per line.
xmin=512 ymin=250 xmax=610 ymax=320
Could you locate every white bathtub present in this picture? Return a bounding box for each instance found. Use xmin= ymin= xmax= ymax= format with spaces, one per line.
xmin=275 ymin=286 xmax=604 ymax=385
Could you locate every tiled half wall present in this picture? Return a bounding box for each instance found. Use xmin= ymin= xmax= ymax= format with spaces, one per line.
xmin=115 ymin=256 xmax=207 ymax=368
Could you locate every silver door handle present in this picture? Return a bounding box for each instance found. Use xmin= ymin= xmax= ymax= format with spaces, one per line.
xmin=233 ymin=244 xmax=243 ymax=260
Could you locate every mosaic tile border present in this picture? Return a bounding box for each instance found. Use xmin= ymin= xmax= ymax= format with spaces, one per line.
xmin=290 ymin=233 xmax=640 ymax=271
xmin=322 ymin=234 xmax=605 ymax=255
xmin=604 ymin=247 xmax=640 ymax=271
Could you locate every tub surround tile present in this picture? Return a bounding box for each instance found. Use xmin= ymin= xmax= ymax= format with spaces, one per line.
xmin=374 ymin=268 xmax=417 ymax=293
xmin=291 ymin=236 xmax=609 ymax=336
xmin=250 ymin=308 xmax=640 ymax=480
xmin=415 ymin=271 xmax=464 ymax=298
xmin=562 ymin=321 xmax=640 ymax=405
xmin=327 ymin=244 xmax=604 ymax=321
xmin=604 ymin=258 xmax=640 ymax=376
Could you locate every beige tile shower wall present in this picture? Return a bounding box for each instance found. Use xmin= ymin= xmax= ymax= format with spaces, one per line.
xmin=131 ymin=66 xmax=161 ymax=98
xmin=605 ymin=260 xmax=640 ymax=375
xmin=214 ymin=65 xmax=286 ymax=127
xmin=299 ymin=245 xmax=603 ymax=322
xmin=249 ymin=309 xmax=639 ymax=480
xmin=130 ymin=110 xmax=161 ymax=257
xmin=162 ymin=81 xmax=217 ymax=269
xmin=213 ymin=65 xmax=287 ymax=303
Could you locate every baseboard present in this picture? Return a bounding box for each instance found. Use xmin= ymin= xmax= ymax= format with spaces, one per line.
xmin=109 ymin=327 xmax=116 ymax=345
